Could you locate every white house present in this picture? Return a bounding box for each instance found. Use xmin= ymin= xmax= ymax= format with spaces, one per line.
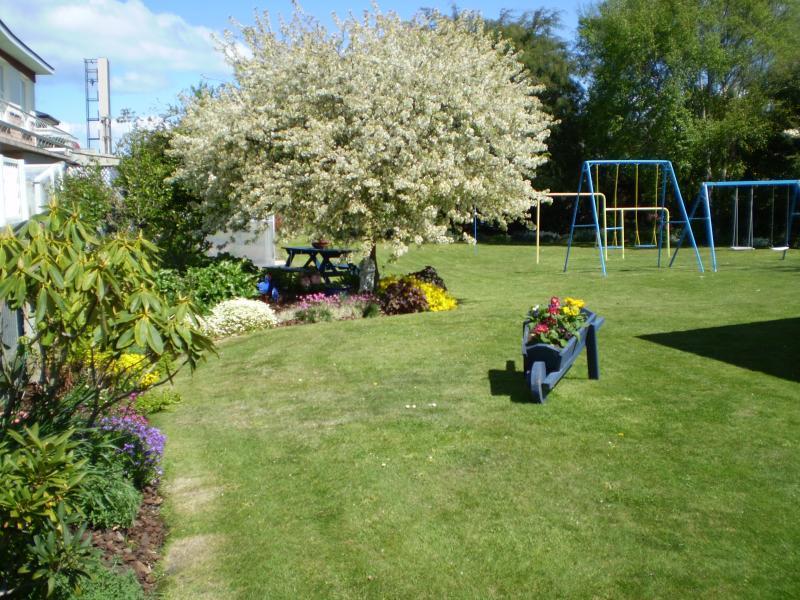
xmin=0 ymin=19 xmax=117 ymax=350
xmin=0 ymin=18 xmax=116 ymax=229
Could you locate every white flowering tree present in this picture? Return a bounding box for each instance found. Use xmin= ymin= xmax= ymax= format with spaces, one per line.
xmin=171 ymin=6 xmax=553 ymax=276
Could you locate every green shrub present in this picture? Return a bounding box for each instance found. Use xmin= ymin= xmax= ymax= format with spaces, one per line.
xmin=56 ymin=560 xmax=144 ymax=600
xmin=362 ymin=301 xmax=382 ymax=318
xmin=185 ymin=256 xmax=260 ymax=312
xmin=134 ymin=388 xmax=183 ymax=415
xmin=0 ymin=425 xmax=95 ymax=597
xmin=77 ymin=469 xmax=141 ymax=530
xmin=0 ymin=200 xmax=214 ymax=431
xmin=153 ymin=268 xmax=189 ymax=305
xmin=57 ymin=168 xmax=116 ymax=231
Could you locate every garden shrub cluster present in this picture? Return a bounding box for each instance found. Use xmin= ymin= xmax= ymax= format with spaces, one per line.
xmin=377 ymin=266 xmax=457 ymax=315
xmin=154 ymin=255 xmax=260 ymax=312
xmin=77 ymin=469 xmax=142 ymax=530
xmin=201 ymin=297 xmax=279 ymax=338
xmin=0 ymin=200 xmax=213 ymax=597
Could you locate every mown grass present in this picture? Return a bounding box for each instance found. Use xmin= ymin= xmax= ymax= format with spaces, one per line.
xmin=154 ymin=245 xmax=800 ymax=599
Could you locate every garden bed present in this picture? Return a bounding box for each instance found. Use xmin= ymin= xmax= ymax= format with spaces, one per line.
xmin=90 ymin=485 xmax=166 ymax=594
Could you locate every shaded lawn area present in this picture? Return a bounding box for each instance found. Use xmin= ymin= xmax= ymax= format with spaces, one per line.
xmin=155 ymin=246 xmax=800 ymax=599
xmin=640 ymin=318 xmax=800 ymax=383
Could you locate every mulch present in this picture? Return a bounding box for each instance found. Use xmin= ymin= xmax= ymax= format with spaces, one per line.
xmin=89 ymin=485 xmax=166 ymax=594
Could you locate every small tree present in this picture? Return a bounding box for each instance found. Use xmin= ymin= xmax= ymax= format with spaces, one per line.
xmin=115 ymin=125 xmax=211 ymax=269
xmin=0 ymin=200 xmax=214 ymax=431
xmin=171 ymin=6 xmax=553 ymax=278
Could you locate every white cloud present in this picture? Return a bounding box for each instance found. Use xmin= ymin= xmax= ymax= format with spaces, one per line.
xmin=0 ymin=0 xmax=231 ymax=91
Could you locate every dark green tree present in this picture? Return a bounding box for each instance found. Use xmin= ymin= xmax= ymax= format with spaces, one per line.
xmin=578 ymin=0 xmax=799 ymax=191
xmin=114 ymin=125 xmax=211 ymax=269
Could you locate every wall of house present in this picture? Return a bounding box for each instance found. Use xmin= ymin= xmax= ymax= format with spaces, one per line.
xmin=0 ymin=55 xmax=35 ymax=112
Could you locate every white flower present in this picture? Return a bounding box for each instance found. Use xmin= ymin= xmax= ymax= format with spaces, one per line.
xmin=200 ymin=297 xmax=278 ymax=338
xmin=170 ymin=6 xmax=553 ymax=255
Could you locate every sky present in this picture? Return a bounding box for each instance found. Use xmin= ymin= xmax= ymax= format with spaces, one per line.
xmin=0 ymin=0 xmax=586 ymax=150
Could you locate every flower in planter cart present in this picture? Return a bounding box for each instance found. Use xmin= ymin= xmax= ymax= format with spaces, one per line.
xmin=526 ymin=296 xmax=588 ymax=348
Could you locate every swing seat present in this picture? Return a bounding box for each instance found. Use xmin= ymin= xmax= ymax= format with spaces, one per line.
xmin=729 ymin=245 xmax=754 ymax=251
xmin=770 ymin=246 xmax=790 ymax=251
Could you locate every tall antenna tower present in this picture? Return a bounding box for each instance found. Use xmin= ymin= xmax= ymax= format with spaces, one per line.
xmin=84 ymin=58 xmax=112 ymax=153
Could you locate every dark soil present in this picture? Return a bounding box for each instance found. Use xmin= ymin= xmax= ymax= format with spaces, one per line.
xmin=90 ymin=485 xmax=166 ymax=594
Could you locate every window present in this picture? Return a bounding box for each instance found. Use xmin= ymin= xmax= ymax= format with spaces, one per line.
xmin=9 ymin=71 xmax=22 ymax=106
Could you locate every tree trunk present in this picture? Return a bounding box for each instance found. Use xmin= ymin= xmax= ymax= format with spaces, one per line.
xmin=369 ymin=242 xmax=380 ymax=291
xmin=358 ymin=241 xmax=380 ymax=293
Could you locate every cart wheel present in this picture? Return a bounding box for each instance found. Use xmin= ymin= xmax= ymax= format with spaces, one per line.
xmin=529 ymin=361 xmax=546 ymax=403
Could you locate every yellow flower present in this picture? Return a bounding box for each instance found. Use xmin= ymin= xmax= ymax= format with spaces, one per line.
xmin=416 ymin=281 xmax=458 ymax=312
xmin=564 ymin=297 xmax=585 ymax=309
xmin=561 ymin=305 xmax=580 ymax=317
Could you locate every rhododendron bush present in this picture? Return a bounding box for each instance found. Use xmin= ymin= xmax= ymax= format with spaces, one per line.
xmin=171 ymin=5 xmax=553 ymax=265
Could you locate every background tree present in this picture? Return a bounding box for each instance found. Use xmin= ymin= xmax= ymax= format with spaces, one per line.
xmin=578 ymin=0 xmax=799 ymax=191
xmin=483 ymin=9 xmax=584 ymax=232
xmin=114 ymin=125 xmax=211 ymax=270
xmin=171 ymin=7 xmax=553 ymax=278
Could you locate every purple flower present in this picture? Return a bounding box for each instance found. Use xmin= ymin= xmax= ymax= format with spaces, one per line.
xmin=99 ymin=412 xmax=166 ymax=486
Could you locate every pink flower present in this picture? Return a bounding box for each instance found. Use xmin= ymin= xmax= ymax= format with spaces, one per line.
xmin=533 ymin=323 xmax=549 ymax=335
xmin=549 ymin=296 xmax=560 ymax=308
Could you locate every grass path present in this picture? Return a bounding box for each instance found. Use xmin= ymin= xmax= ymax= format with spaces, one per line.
xmin=154 ymin=245 xmax=800 ymax=598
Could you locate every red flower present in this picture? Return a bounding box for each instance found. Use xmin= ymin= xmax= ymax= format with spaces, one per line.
xmin=533 ymin=323 xmax=549 ymax=335
xmin=549 ymin=296 xmax=560 ymax=308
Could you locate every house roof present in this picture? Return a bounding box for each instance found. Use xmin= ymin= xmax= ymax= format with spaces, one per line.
xmin=0 ymin=19 xmax=54 ymax=75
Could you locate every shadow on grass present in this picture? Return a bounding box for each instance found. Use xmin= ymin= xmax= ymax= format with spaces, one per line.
xmin=487 ymin=360 xmax=532 ymax=403
xmin=639 ymin=317 xmax=800 ymax=383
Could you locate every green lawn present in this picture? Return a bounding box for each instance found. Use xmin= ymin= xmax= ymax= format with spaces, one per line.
xmin=154 ymin=245 xmax=800 ymax=599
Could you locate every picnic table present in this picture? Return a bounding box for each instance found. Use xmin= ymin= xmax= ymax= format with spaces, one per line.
xmin=267 ymin=246 xmax=358 ymax=286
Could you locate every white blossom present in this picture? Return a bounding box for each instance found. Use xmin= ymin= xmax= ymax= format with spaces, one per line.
xmin=200 ymin=298 xmax=278 ymax=339
xmin=171 ymin=6 xmax=553 ymax=256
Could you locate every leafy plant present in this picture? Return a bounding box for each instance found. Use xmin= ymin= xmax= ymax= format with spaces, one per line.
xmin=133 ymin=388 xmax=183 ymax=415
xmin=153 ymin=268 xmax=189 ymax=305
xmin=409 ymin=266 xmax=447 ymax=290
xmin=185 ymin=256 xmax=260 ymax=312
xmin=377 ymin=272 xmax=456 ymax=315
xmin=114 ymin=125 xmax=211 ymax=270
xmin=56 ymin=560 xmax=144 ymax=600
xmin=379 ymin=279 xmax=429 ymax=315
xmin=362 ymin=301 xmax=381 ymax=318
xmin=0 ymin=201 xmax=214 ymax=431
xmin=77 ymin=469 xmax=141 ymax=529
xmin=56 ymin=168 xmax=116 ymax=231
xmin=0 ymin=425 xmax=95 ymax=597
xmin=295 ymin=303 xmax=334 ymax=323
xmin=525 ymin=296 xmax=588 ymax=348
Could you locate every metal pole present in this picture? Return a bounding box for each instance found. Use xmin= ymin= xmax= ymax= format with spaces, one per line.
xmin=536 ymin=200 xmax=540 ymax=265
xmin=666 ymin=163 xmax=704 ymax=272
xmin=563 ymin=164 xmax=585 ymax=273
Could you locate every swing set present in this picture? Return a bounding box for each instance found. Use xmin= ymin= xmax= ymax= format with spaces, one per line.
xmin=672 ymin=179 xmax=800 ymax=272
xmin=563 ymin=160 xmax=704 ymax=275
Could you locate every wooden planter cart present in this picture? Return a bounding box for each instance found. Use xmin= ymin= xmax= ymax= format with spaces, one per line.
xmin=521 ymin=309 xmax=605 ymax=402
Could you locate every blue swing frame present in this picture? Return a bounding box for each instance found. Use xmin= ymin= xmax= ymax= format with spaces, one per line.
xmin=564 ymin=160 xmax=705 ymax=276
xmin=672 ymin=179 xmax=800 ymax=272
